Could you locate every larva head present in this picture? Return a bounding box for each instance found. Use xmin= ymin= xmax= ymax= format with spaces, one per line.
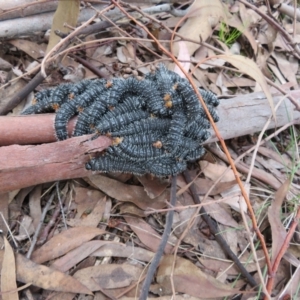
xmin=105 ymin=81 xmax=113 ymax=88
xmin=153 ymin=140 xmax=163 ymax=149
xmin=163 ymin=94 xmax=171 ymax=102
xmin=68 ymin=93 xmax=75 ymax=100
xmin=52 ymin=103 xmax=60 ymax=111
xmin=165 ymin=100 xmax=173 ymax=108
xmin=112 ymin=137 xmax=124 ymax=145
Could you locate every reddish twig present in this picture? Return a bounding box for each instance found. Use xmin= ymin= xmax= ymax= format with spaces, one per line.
xmin=265 ymin=205 xmax=300 ymax=298
xmin=114 ymin=0 xmax=274 ymax=279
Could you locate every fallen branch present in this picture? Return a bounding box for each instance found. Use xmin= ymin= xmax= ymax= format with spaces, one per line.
xmin=1 ymin=90 xmax=299 ymax=146
xmin=0 ymin=135 xmax=111 ymax=193
xmin=0 ymin=90 xmax=299 ymax=193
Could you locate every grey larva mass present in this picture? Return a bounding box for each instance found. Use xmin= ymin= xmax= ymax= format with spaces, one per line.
xmin=22 ymin=64 xmax=220 ymax=177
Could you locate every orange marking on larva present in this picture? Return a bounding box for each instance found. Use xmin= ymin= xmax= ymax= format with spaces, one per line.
xmin=153 ymin=140 xmax=163 ymax=149
xmin=77 ymin=106 xmax=84 ymax=113
xmin=52 ymin=103 xmax=60 ymax=111
xmin=89 ymin=124 xmax=95 ymax=129
xmin=108 ymin=105 xmax=115 ymax=111
xmin=105 ymin=81 xmax=113 ymax=88
xmin=112 ymin=137 xmax=124 ymax=145
xmin=173 ymin=82 xmax=178 ymax=90
xmin=163 ymin=94 xmax=171 ymax=101
xmin=165 ymin=100 xmax=173 ymax=108
xmin=69 ymin=93 xmax=75 ymax=100
xmin=106 ymin=132 xmax=112 ymax=137
xmin=32 ymin=98 xmax=38 ymax=105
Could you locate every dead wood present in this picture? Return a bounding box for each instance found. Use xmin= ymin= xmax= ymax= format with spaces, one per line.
xmin=207 ymin=89 xmax=300 ymax=143
xmin=0 ymin=135 xmax=112 ymax=193
xmin=0 ymin=90 xmax=299 ymax=193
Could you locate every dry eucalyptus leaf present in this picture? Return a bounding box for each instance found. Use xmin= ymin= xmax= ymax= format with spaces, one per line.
xmin=73 ymin=264 xmax=143 ymax=291
xmin=1 ymin=237 xmax=18 ymax=300
xmin=173 ymin=0 xmax=225 ymax=57
xmin=31 ymin=227 xmax=105 ymax=264
xmin=268 ymin=179 xmax=290 ymax=265
xmin=16 ymin=254 xmax=92 ymax=294
xmin=156 ymin=255 xmax=240 ymax=298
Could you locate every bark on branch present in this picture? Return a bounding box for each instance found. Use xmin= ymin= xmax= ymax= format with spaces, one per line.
xmin=0 ymin=90 xmax=299 ymax=193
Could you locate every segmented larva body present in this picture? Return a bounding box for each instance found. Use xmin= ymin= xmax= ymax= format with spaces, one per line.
xmin=117 ymin=141 xmax=167 ymax=160
xmin=22 ymin=83 xmax=72 ymax=115
xmin=21 ymin=64 xmax=220 ymax=177
xmin=145 ymin=157 xmax=187 ymax=177
xmin=199 ymin=89 xmax=220 ymax=107
xmin=95 ymin=110 xmax=150 ymax=134
xmin=68 ymin=79 xmax=93 ymax=99
xmin=86 ymin=156 xmax=146 ymax=175
xmin=123 ymin=132 xmax=163 ymax=145
xmin=55 ymin=80 xmax=107 ymax=140
xmin=184 ymin=121 xmax=210 ymax=141
xmin=164 ymin=110 xmax=187 ymax=150
xmin=73 ymin=101 xmax=102 ymax=136
xmin=162 ymin=136 xmax=201 ymax=158
xmin=184 ymin=146 xmax=206 ymax=161
xmin=101 ymin=96 xmax=145 ymax=122
xmin=110 ymin=118 xmax=172 ymax=137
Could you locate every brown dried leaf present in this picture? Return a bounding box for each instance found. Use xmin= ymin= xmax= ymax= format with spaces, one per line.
xmin=202 ymin=198 xmax=239 ymax=228
xmin=157 ymin=255 xmax=239 ymax=298
xmin=31 ymin=227 xmax=105 ymax=264
xmin=47 ymin=0 xmax=80 ymax=53
xmin=119 ymin=203 xmax=146 ymax=217
xmin=73 ymin=264 xmax=143 ymax=291
xmin=1 ymin=237 xmax=18 ymax=300
xmin=216 ymin=54 xmax=275 ymax=119
xmin=16 ymin=254 xmax=91 ymax=294
xmin=268 ymin=178 xmax=290 ymax=264
xmin=28 ymin=185 xmax=42 ymax=230
xmin=0 ymin=193 xmax=9 ymax=236
xmin=91 ymin=243 xmax=155 ymax=262
xmin=137 ymin=175 xmax=169 ymax=199
xmin=124 ymin=216 xmax=175 ymax=253
xmin=200 ymin=161 xmax=239 ymax=182
xmin=74 ymin=187 xmax=105 ymax=218
xmin=67 ymin=198 xmax=106 ymax=227
xmin=272 ymin=52 xmax=298 ymax=84
xmin=87 ymin=174 xmax=168 ymax=210
xmin=51 ymin=240 xmax=109 ymax=272
xmin=199 ymin=249 xmax=266 ymax=275
xmin=257 ymin=147 xmax=292 ymax=169
xmin=174 ymin=0 xmax=225 ymax=56
xmin=194 ymin=178 xmax=237 ymax=195
xmin=9 ymin=40 xmax=46 ymax=60
xmin=15 ymin=215 xmax=34 ymax=241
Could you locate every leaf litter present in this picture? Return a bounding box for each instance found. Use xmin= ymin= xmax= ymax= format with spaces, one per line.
xmin=1 ymin=0 xmax=300 ymax=298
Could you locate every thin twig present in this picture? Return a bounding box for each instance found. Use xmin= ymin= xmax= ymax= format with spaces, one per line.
xmin=56 ymin=182 xmax=67 ymax=230
xmin=113 ymin=0 xmax=273 ymax=278
xmin=240 ymin=201 xmax=271 ymax=299
xmin=245 ymin=95 xmax=289 ymax=184
xmin=0 ymin=212 xmax=18 ymax=248
xmin=183 ymin=171 xmax=258 ymax=288
xmin=139 ymin=175 xmax=177 ymax=300
xmin=40 ymin=4 xmax=115 ymax=77
xmin=0 ymin=71 xmax=45 ymax=116
xmin=238 ymin=0 xmax=300 ymax=59
xmin=26 ymin=190 xmax=56 ymax=259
